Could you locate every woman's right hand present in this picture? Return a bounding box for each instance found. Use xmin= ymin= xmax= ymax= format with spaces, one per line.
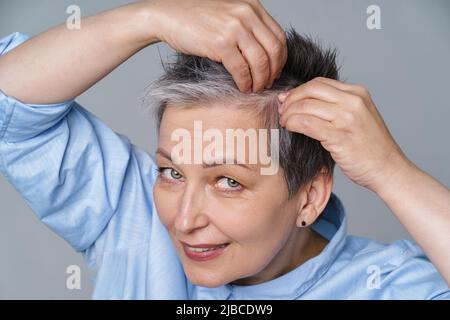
xmin=0 ymin=0 xmax=285 ymax=104
xmin=144 ymin=0 xmax=287 ymax=93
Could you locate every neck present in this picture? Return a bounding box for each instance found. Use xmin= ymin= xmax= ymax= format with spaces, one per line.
xmin=231 ymin=227 xmax=329 ymax=286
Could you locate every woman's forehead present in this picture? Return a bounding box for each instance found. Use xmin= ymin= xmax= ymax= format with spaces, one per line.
xmin=159 ymin=105 xmax=266 ymax=139
xmin=157 ymin=105 xmax=281 ymax=176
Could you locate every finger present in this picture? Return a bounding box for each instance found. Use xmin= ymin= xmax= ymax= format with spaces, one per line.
xmin=249 ymin=17 xmax=285 ymax=88
xmin=247 ymin=0 xmax=288 ymax=81
xmin=283 ymin=113 xmax=334 ymax=142
xmin=237 ymin=29 xmax=271 ymax=92
xmin=279 ymin=98 xmax=338 ymax=126
xmin=220 ymin=45 xmax=252 ymax=92
xmin=312 ymin=77 xmax=375 ymax=115
xmin=245 ymin=0 xmax=287 ymax=47
xmin=313 ymin=77 xmax=371 ymax=100
xmin=281 ymin=79 xmax=349 ymax=110
xmin=312 ymin=77 xmax=353 ymax=91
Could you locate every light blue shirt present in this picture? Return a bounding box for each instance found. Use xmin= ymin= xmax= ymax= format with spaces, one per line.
xmin=0 ymin=32 xmax=449 ymax=300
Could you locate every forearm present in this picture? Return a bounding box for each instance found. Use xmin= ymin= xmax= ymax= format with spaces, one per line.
xmin=0 ymin=2 xmax=159 ymax=104
xmin=375 ymin=155 xmax=450 ymax=285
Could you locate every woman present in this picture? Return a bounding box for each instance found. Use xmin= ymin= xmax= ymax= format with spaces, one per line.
xmin=0 ymin=0 xmax=449 ymax=299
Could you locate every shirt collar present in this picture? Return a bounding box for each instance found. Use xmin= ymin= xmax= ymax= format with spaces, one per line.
xmin=191 ymin=192 xmax=347 ymax=300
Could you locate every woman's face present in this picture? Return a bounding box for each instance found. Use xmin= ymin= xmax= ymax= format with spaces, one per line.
xmin=153 ymin=104 xmax=304 ymax=288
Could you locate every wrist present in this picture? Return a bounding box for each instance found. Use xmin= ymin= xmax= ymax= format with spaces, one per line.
xmin=372 ymin=150 xmax=417 ymax=201
xmin=106 ymin=2 xmax=162 ymax=50
xmin=134 ymin=2 xmax=164 ymax=46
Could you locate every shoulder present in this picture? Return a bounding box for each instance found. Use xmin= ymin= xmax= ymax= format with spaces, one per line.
xmin=327 ymin=236 xmax=449 ymax=299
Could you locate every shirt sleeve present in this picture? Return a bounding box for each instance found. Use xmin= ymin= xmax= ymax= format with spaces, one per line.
xmin=381 ymin=239 xmax=450 ymax=300
xmin=0 ymin=32 xmax=158 ymax=255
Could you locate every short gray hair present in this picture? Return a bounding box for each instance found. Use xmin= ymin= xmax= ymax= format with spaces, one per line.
xmin=143 ymin=27 xmax=339 ymax=198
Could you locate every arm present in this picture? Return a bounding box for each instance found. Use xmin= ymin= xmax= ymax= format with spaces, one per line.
xmin=374 ymin=155 xmax=450 ymax=286
xmin=0 ymin=0 xmax=288 ymax=104
xmin=0 ymin=0 xmax=286 ymax=250
xmin=278 ymin=77 xmax=450 ymax=286
xmin=0 ymin=2 xmax=158 ymax=104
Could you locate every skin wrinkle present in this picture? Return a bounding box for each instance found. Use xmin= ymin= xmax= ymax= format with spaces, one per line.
xmin=153 ymin=104 xmax=332 ymax=287
xmin=146 ymin=28 xmax=337 ymax=287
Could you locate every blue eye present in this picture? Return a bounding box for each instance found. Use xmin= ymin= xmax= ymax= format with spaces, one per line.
xmin=158 ymin=167 xmax=182 ymax=181
xmin=216 ymin=177 xmax=242 ymax=191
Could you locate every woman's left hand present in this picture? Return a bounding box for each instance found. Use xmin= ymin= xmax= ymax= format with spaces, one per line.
xmin=278 ymin=77 xmax=410 ymax=194
xmin=278 ymin=77 xmax=450 ymax=286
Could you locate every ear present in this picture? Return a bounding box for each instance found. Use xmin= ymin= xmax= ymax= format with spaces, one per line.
xmin=296 ymin=169 xmax=333 ymax=228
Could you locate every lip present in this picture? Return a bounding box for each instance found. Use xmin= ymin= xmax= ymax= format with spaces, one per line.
xmin=180 ymin=241 xmax=230 ymax=262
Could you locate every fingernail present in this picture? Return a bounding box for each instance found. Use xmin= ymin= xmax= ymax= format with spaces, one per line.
xmin=278 ymin=91 xmax=289 ymax=102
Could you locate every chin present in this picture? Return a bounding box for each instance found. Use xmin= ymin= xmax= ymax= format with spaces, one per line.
xmin=184 ymin=267 xmax=230 ymax=288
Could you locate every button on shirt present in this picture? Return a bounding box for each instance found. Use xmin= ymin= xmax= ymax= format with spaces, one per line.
xmin=0 ymin=32 xmax=449 ymax=300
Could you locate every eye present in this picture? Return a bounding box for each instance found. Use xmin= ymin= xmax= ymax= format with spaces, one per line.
xmin=216 ymin=177 xmax=242 ymax=191
xmin=157 ymin=167 xmax=183 ymax=182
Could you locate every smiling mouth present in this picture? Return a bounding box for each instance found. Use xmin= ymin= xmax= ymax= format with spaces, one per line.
xmin=180 ymin=241 xmax=230 ymax=261
xmin=186 ymin=243 xmax=228 ymax=252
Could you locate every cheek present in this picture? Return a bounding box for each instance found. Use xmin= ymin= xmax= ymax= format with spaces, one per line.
xmin=216 ymin=200 xmax=296 ymax=278
xmin=153 ymin=184 xmax=178 ymax=227
xmin=224 ymin=178 xmax=293 ymax=246
xmin=153 ymin=182 xmax=293 ymax=249
xmin=211 ymin=197 xmax=292 ymax=247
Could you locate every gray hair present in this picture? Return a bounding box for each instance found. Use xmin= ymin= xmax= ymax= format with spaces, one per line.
xmin=143 ymin=27 xmax=339 ymax=198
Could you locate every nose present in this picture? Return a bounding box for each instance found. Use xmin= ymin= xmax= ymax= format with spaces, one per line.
xmin=174 ymin=185 xmax=209 ymax=234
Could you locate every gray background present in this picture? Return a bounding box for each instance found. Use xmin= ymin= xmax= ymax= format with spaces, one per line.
xmin=0 ymin=0 xmax=449 ymax=299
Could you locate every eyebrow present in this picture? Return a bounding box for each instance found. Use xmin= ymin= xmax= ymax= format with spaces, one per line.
xmin=155 ymin=147 xmax=254 ymax=171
